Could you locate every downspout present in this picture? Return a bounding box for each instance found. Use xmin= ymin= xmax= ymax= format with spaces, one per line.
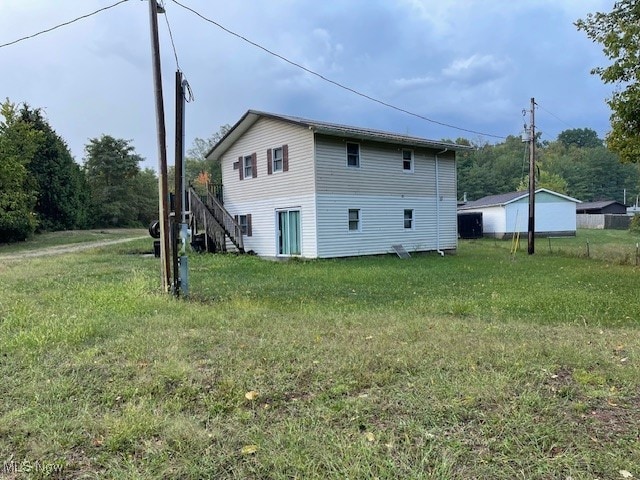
xmin=435 ymin=148 xmax=448 ymax=257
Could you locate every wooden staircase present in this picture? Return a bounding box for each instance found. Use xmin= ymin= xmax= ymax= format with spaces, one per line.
xmin=189 ymin=186 xmax=244 ymax=253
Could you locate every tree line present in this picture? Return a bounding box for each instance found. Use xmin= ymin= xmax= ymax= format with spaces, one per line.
xmin=456 ymin=128 xmax=640 ymax=204
xmin=0 ymin=100 xmax=158 ymax=243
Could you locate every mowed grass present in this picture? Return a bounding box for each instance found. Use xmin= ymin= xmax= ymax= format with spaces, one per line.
xmin=0 ymin=231 xmax=638 ymax=479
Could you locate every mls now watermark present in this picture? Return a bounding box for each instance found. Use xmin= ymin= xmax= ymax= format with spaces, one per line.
xmin=2 ymin=459 xmax=64 ymax=475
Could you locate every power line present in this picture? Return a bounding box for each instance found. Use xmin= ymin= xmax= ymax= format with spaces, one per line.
xmin=159 ymin=0 xmax=181 ymax=71
xmin=159 ymin=0 xmax=194 ymax=102
xmin=535 ymin=102 xmax=574 ymax=130
xmin=0 ymin=0 xmax=130 ymax=49
xmin=169 ymin=0 xmax=508 ymax=140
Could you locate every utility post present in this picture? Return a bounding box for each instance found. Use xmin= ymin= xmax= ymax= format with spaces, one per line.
xmin=148 ymin=0 xmax=171 ymax=290
xmin=528 ymin=97 xmax=536 ymax=255
xmin=173 ymin=70 xmax=189 ymax=297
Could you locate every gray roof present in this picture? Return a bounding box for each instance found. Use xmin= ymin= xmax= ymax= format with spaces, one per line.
xmin=206 ymin=110 xmax=473 ymax=161
xmin=458 ymin=188 xmax=581 ymax=210
xmin=576 ymin=200 xmax=626 ymax=210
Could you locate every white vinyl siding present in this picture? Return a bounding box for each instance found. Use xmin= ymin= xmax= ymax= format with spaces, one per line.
xmin=315 ymin=135 xmax=455 ymax=197
xmin=221 ymin=118 xmax=315 ymax=204
xmin=224 ymin=195 xmax=317 ymax=257
xmin=317 ymin=194 xmax=457 ymax=258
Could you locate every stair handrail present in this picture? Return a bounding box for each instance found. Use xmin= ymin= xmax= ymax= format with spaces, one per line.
xmin=201 ymin=188 xmax=244 ymax=251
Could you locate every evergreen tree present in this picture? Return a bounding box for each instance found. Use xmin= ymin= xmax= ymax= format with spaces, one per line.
xmin=19 ymin=105 xmax=89 ymax=231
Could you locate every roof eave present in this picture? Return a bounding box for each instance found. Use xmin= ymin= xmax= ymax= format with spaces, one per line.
xmin=310 ymin=126 xmax=471 ymax=151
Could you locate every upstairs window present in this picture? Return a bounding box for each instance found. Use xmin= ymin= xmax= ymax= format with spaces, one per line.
xmin=348 ymin=208 xmax=361 ymax=232
xmin=402 ymin=149 xmax=413 ymax=172
xmin=404 ymin=209 xmax=414 ymax=229
xmin=243 ymin=155 xmax=253 ymax=179
xmin=273 ymin=147 xmax=283 ymax=173
xmin=346 ymin=142 xmax=360 ymax=168
xmin=267 ymin=145 xmax=289 ymax=175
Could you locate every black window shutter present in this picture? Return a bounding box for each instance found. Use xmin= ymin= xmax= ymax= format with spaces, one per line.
xmin=238 ymin=156 xmax=243 ymax=180
xmin=247 ymin=214 xmax=252 ymax=237
xmin=283 ymin=144 xmax=289 ymax=172
xmin=267 ymin=149 xmax=273 ymax=175
xmin=251 ymin=152 xmax=257 ymax=178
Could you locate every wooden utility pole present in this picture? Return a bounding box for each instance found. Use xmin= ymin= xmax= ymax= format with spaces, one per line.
xmin=172 ymin=70 xmax=183 ymax=295
xmin=528 ymin=97 xmax=536 ymax=255
xmin=148 ymin=0 xmax=171 ymax=290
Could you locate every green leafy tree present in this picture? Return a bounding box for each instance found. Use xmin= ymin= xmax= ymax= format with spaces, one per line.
xmin=18 ymin=105 xmax=89 ymax=231
xmin=0 ymin=101 xmax=41 ymax=241
xmin=169 ymin=124 xmax=231 ymax=192
xmin=557 ymin=128 xmax=603 ymax=149
xmin=457 ymin=135 xmax=528 ymax=200
xmin=84 ymin=135 xmax=151 ymax=227
xmin=131 ymin=168 xmax=159 ymax=226
xmin=576 ymin=2 xmax=640 ymax=162
xmin=517 ymin=171 xmax=568 ymax=194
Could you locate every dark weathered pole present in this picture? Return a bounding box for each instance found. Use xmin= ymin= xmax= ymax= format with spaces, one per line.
xmin=148 ymin=0 xmax=171 ymax=290
xmin=173 ymin=70 xmax=184 ymax=296
xmin=528 ymin=97 xmax=536 ymax=255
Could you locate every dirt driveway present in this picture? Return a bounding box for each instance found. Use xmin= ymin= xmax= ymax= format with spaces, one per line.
xmin=0 ymin=236 xmax=147 ymax=261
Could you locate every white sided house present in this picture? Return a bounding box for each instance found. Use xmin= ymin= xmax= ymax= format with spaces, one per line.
xmin=458 ymin=188 xmax=581 ymax=239
xmin=198 ymin=110 xmax=471 ymax=259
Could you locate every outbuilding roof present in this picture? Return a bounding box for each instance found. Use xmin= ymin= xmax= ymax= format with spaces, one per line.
xmin=575 ymin=200 xmax=626 ymax=211
xmin=206 ymin=110 xmax=473 ymax=161
xmin=458 ymin=188 xmax=581 ymax=210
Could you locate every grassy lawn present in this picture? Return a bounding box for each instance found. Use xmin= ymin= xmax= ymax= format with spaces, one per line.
xmin=0 ymin=231 xmax=638 ymax=479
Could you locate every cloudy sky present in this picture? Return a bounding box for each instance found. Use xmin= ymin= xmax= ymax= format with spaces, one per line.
xmin=0 ymin=0 xmax=615 ymax=170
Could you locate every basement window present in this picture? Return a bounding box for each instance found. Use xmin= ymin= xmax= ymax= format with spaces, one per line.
xmin=348 ymin=208 xmax=361 ymax=232
xmin=404 ymin=209 xmax=414 ymax=230
xmin=237 ymin=214 xmax=252 ymax=236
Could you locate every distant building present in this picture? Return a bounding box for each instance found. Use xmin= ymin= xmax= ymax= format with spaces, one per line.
xmin=457 ymin=188 xmax=580 ymax=238
xmin=576 ymin=200 xmax=632 ymax=230
xmin=576 ymin=200 xmax=627 ymax=215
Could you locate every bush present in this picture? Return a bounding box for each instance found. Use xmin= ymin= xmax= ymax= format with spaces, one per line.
xmin=0 ymin=209 xmax=36 ymax=242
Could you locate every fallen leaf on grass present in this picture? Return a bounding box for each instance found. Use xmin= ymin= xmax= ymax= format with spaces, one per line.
xmin=240 ymin=444 xmax=259 ymax=455
xmin=365 ymin=432 xmax=375 ymax=442
xmin=245 ymin=390 xmax=259 ymax=400
xmin=619 ymin=470 xmax=634 ymax=478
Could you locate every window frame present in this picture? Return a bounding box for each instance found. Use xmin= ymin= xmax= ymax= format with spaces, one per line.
xmin=243 ymin=154 xmax=253 ymax=179
xmin=348 ymin=208 xmax=361 ymax=232
xmin=403 ymin=208 xmax=414 ymax=230
xmin=402 ymin=149 xmax=414 ymax=173
xmin=272 ymin=146 xmax=283 ymax=173
xmin=239 ymin=214 xmax=249 ymax=235
xmin=346 ymin=142 xmax=360 ymax=168
xmin=236 ymin=214 xmax=252 ymax=237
